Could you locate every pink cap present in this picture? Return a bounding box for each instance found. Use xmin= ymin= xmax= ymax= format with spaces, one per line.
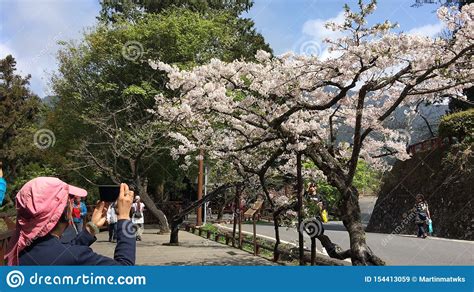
xmin=4 ymin=177 xmax=87 ymax=265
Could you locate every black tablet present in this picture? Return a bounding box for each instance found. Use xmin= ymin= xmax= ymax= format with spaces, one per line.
xmin=98 ymin=185 xmax=120 ymax=202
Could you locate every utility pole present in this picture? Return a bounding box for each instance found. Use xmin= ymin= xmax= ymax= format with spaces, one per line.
xmin=203 ymin=165 xmax=208 ymax=224
xmin=196 ymin=149 xmax=204 ymax=226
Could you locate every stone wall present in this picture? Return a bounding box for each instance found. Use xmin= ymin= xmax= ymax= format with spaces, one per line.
xmin=367 ymin=144 xmax=473 ymax=240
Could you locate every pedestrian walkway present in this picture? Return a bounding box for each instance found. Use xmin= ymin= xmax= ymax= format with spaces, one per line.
xmin=93 ymin=228 xmax=277 ymax=266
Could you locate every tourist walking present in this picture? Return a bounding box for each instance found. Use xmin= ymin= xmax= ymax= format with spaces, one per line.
xmin=414 ymin=194 xmax=431 ymax=238
xmin=107 ymin=202 xmax=118 ymax=242
xmin=306 ymin=183 xmax=328 ymax=222
xmin=72 ymin=196 xmax=87 ymax=232
xmin=132 ymin=196 xmax=145 ymax=241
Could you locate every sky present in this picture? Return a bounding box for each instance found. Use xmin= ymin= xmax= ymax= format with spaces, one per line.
xmin=0 ymin=0 xmax=445 ymax=98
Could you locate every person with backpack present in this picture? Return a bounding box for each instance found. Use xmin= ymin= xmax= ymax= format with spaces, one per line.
xmin=72 ymin=196 xmax=87 ymax=232
xmin=132 ymin=196 xmax=145 ymax=241
xmin=414 ymin=194 xmax=431 ymax=238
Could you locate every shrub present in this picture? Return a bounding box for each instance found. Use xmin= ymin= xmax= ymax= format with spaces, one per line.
xmin=438 ymin=109 xmax=474 ymax=142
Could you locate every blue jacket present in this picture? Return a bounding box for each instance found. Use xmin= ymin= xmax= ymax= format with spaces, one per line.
xmin=0 ymin=177 xmax=6 ymax=206
xmin=72 ymin=201 xmax=87 ymax=223
xmin=19 ymin=220 xmax=136 ymax=265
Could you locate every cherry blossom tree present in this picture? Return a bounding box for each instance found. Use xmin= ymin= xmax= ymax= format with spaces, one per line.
xmin=151 ymin=1 xmax=473 ymax=265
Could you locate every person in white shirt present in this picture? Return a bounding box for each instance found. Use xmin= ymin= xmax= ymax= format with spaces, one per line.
xmin=132 ymin=196 xmax=145 ymax=241
xmin=107 ymin=202 xmax=118 ymax=242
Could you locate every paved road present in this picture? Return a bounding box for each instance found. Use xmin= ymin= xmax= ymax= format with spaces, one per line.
xmin=224 ymin=197 xmax=474 ymax=265
xmin=359 ymin=196 xmax=377 ymax=225
xmin=230 ymin=222 xmax=473 ymax=265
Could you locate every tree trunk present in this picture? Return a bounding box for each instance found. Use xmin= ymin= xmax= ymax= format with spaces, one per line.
xmin=156 ymin=182 xmax=165 ymax=203
xmin=304 ymin=145 xmax=385 ymax=265
xmin=340 ymin=188 xmax=385 ymax=265
xmin=272 ymin=212 xmax=281 ymax=262
xmin=136 ymin=178 xmax=170 ymax=233
xmin=271 ymin=200 xmax=297 ymax=262
xmin=316 ymin=234 xmax=351 ymax=260
xmin=217 ymin=192 xmax=234 ymax=220
xmin=169 ymin=218 xmax=182 ymax=245
xmin=232 ymin=186 xmax=241 ymax=247
xmin=217 ymin=205 xmax=225 ymax=220
xmin=296 ymin=152 xmax=305 ymax=266
xmin=232 ymin=208 xmax=237 ymax=247
xmin=169 ymin=183 xmax=234 ymax=244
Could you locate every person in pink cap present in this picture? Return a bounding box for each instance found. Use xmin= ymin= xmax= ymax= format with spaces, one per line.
xmin=4 ymin=177 xmax=136 ymax=265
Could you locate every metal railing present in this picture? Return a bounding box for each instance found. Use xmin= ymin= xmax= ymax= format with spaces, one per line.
xmin=0 ymin=229 xmax=14 ymax=265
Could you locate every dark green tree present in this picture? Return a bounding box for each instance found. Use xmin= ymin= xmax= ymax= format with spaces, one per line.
xmin=98 ymin=0 xmax=253 ymax=23
xmin=0 ymin=55 xmax=46 ymax=206
xmin=49 ymin=8 xmax=271 ymax=231
xmin=0 ymin=55 xmax=41 ymax=181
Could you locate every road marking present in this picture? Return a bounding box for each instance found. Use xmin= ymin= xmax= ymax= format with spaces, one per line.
xmin=395 ymin=234 xmax=474 ymax=244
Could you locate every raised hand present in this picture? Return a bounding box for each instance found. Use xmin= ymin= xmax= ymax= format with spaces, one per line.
xmin=117 ymin=183 xmax=133 ymax=220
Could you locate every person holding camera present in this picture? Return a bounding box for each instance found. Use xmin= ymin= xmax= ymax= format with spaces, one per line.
xmin=4 ymin=178 xmax=136 ymax=265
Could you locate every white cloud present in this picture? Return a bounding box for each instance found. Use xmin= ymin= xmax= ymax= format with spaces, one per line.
xmin=1 ymin=0 xmax=99 ymax=97
xmin=302 ymin=11 xmax=346 ymax=43
xmin=406 ymin=23 xmax=444 ymax=38
xmin=286 ymin=10 xmax=347 ymax=59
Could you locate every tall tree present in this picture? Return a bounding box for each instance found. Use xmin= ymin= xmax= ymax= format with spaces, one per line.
xmin=98 ymin=0 xmax=253 ymax=23
xmin=153 ymin=2 xmax=473 ymax=264
xmin=50 ymin=8 xmax=271 ymax=232
xmin=0 ymin=55 xmax=41 ymax=184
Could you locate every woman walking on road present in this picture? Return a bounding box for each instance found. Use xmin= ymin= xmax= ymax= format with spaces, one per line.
xmin=414 ymin=194 xmax=431 ymax=239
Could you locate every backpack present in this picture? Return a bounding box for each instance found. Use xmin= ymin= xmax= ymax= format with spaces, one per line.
xmin=134 ymin=212 xmax=143 ymax=219
xmin=134 ymin=203 xmax=143 ymax=218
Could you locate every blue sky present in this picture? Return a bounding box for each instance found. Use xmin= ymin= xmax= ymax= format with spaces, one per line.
xmin=0 ymin=0 xmax=443 ymax=97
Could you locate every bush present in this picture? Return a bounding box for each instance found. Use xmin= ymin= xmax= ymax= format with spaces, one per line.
xmin=439 ymin=109 xmax=474 ymax=142
xmin=200 ymin=223 xmax=218 ymax=233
